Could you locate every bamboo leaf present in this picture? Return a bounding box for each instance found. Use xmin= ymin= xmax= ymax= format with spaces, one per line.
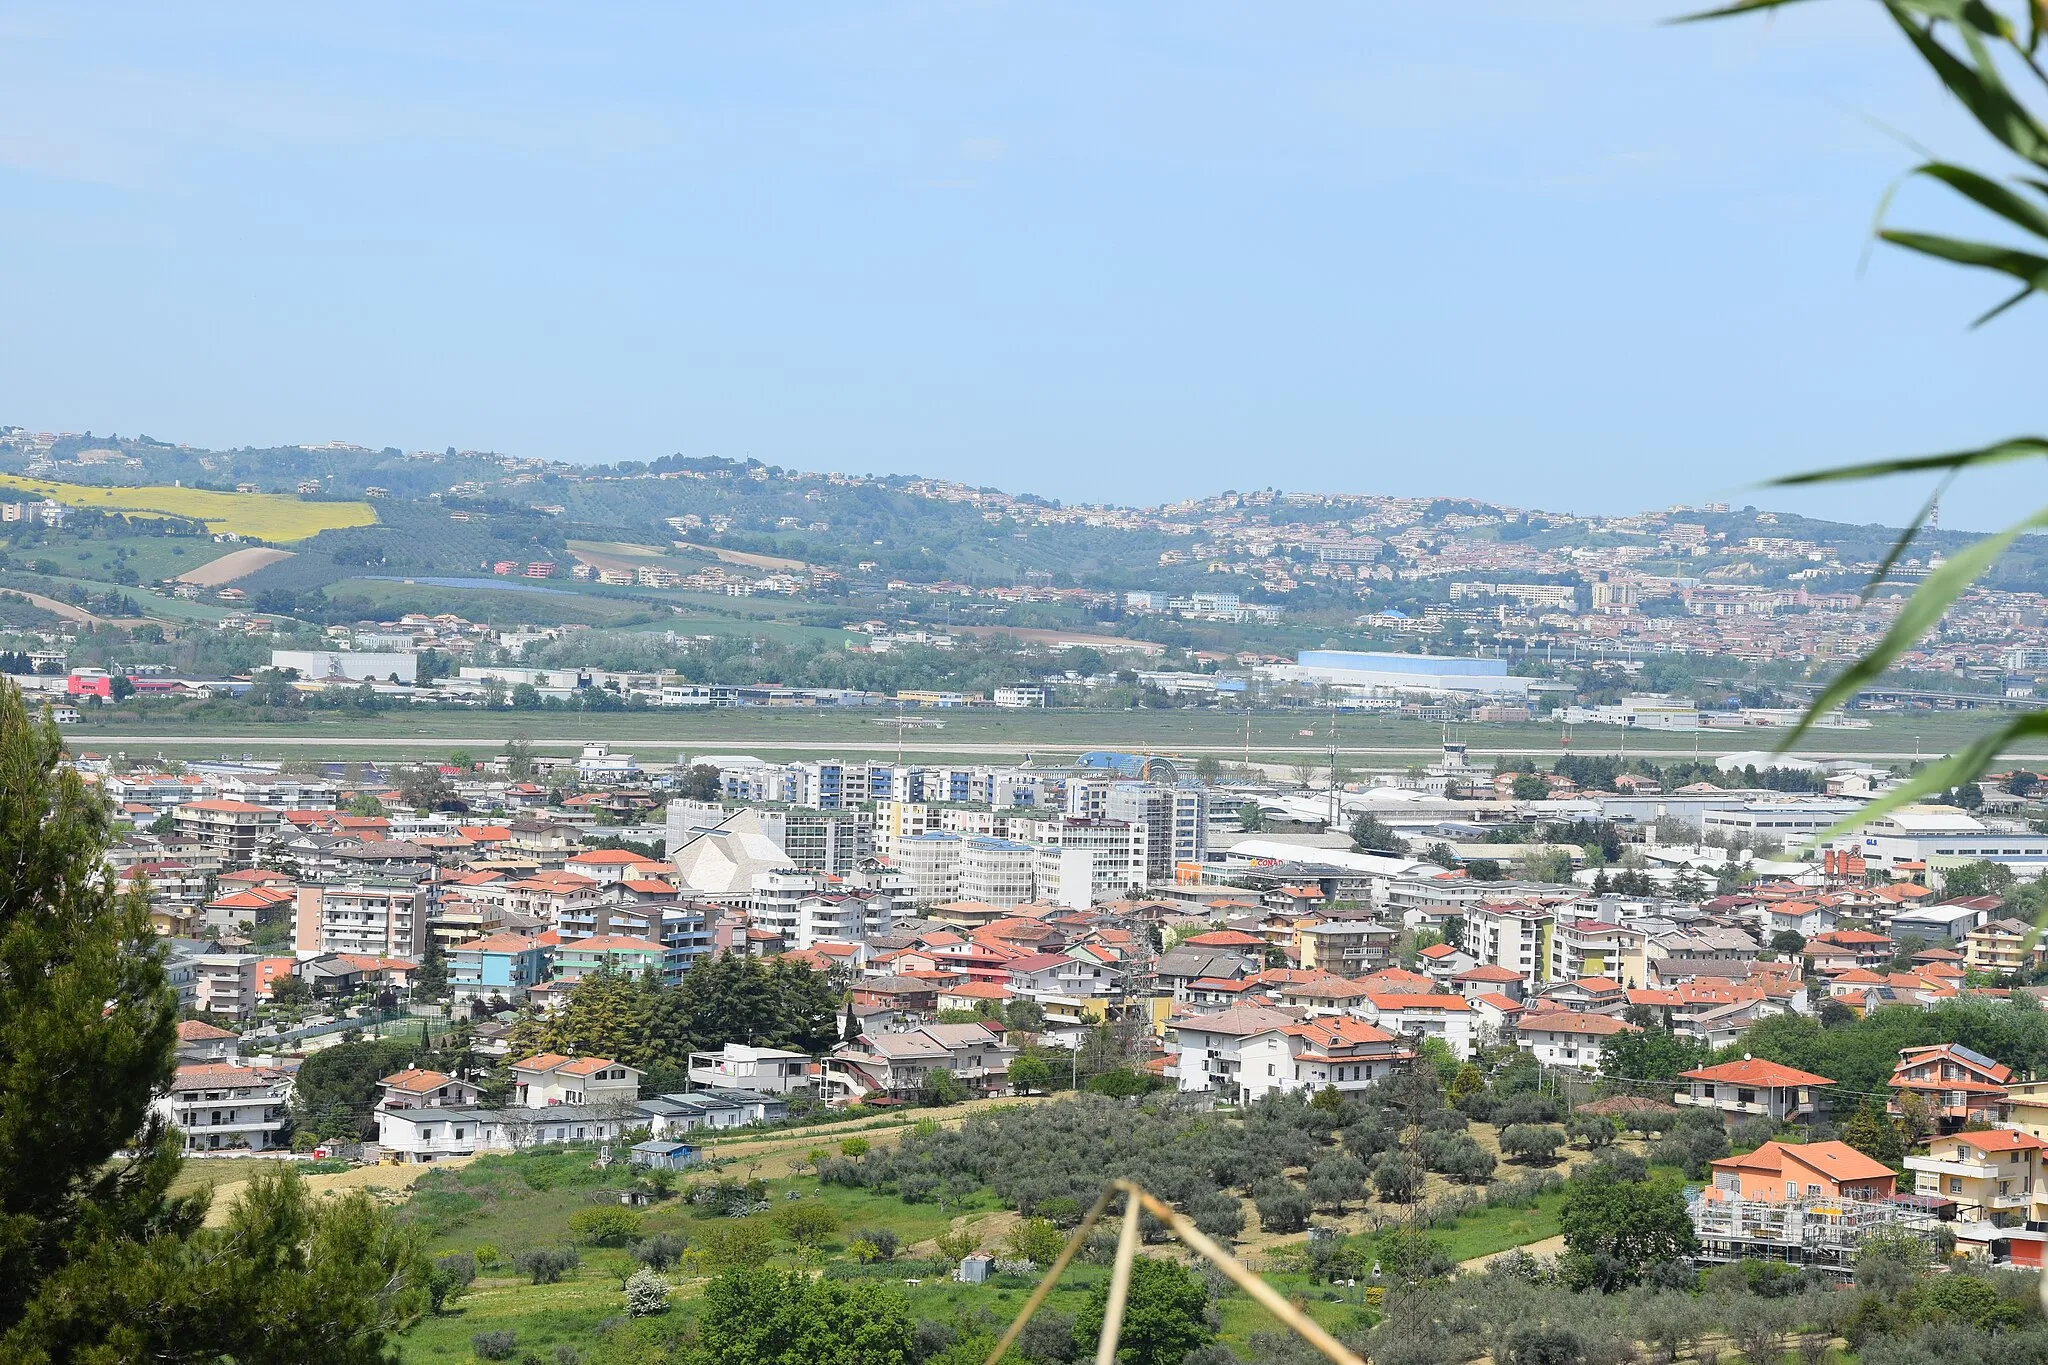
xmin=1881 ymin=228 xmax=2048 ymax=289
xmin=1771 ymin=436 xmax=2048 ymax=486
xmin=1864 ymin=471 xmax=1958 ymax=602
xmin=1886 ymin=2 xmax=2048 ymax=167
xmin=1783 ymin=506 xmax=2048 ymax=750
xmin=1668 ymin=0 xmax=1817 ymax=22
xmin=1803 ymin=710 xmax=2048 ymax=846
xmin=1908 ymin=161 xmax=2048 ymax=239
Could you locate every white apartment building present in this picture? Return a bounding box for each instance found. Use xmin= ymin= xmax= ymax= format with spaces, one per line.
xmin=293 ymin=881 xmax=428 ymax=959
xmin=993 ymin=684 xmax=1048 ymax=708
xmin=158 ymin=1063 xmax=292 ymax=1153
xmin=1549 ymin=917 xmax=1648 ymax=989
xmin=172 ymin=800 xmax=283 ymax=870
xmin=1465 ymin=901 xmax=1556 ymax=989
xmin=1104 ymin=782 xmax=1207 ymax=883
xmin=958 ymin=837 xmax=1038 ymax=906
xmin=894 ymin=833 xmax=962 ymax=905
xmin=193 ymin=953 xmax=265 ymax=1020
xmin=687 ymin=1043 xmax=814 ymax=1095
xmin=1034 ymin=817 xmax=1146 ymax=903
xmin=509 ymin=1054 xmax=643 ymax=1109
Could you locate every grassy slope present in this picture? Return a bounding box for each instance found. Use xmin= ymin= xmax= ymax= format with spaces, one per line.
xmin=390 ymin=1125 xmax=1610 ymax=1364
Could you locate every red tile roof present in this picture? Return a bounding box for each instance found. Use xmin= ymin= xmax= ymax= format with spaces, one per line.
xmin=1681 ymin=1058 xmax=1834 ymax=1088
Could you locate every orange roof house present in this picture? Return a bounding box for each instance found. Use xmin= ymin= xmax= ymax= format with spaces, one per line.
xmin=1678 ymin=1058 xmax=1833 ymax=1125
xmin=1706 ymin=1140 xmax=1897 ymax=1204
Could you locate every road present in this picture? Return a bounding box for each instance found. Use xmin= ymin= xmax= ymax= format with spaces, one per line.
xmin=67 ymin=734 xmax=2048 ymax=762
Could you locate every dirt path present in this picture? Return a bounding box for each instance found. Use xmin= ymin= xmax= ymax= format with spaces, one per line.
xmin=1462 ymin=1233 xmax=1566 ymax=1270
xmin=191 ymin=1156 xmax=474 ymax=1227
xmin=11 ymin=589 xmax=104 ymax=624
xmin=699 ymin=1096 xmax=1050 ymax=1180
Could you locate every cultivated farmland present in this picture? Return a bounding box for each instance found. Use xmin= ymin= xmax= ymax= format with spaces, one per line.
xmin=0 ymin=474 xmax=377 ymax=542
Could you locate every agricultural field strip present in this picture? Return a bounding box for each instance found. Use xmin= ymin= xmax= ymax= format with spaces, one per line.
xmin=0 ymin=473 xmax=376 ymax=541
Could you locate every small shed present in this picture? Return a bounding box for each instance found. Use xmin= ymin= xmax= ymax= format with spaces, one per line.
xmin=956 ymin=1252 xmax=995 ymax=1284
xmin=629 ymin=1138 xmax=700 ymax=1171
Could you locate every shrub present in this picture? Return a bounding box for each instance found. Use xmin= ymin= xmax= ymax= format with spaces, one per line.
xmin=1253 ymin=1179 xmax=1312 ymax=1232
xmin=1007 ymin=1217 xmax=1065 ymax=1265
xmin=632 ymin=1232 xmax=688 ymax=1271
xmin=472 ymin=1243 xmax=500 ymax=1269
xmin=693 ymin=1218 xmax=776 ymax=1271
xmin=1189 ymin=1189 xmax=1245 ymax=1243
xmin=1566 ymin=1113 xmax=1616 ymax=1149
xmin=1018 ymin=1308 xmax=1078 ymax=1364
xmin=568 ymin=1206 xmax=642 ymax=1247
xmin=1371 ymin=1151 xmax=1425 ymax=1203
xmin=1500 ymin=1124 xmax=1565 ymax=1164
xmin=510 ymin=1246 xmax=580 ymax=1284
xmin=472 ymin=1330 xmax=518 ymax=1360
xmin=623 ymin=1267 xmax=672 ymax=1317
xmin=855 ymin=1226 xmax=900 ymax=1260
xmin=775 ymin=1200 xmax=841 ymax=1249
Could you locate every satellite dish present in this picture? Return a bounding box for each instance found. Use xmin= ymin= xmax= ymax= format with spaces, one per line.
xmin=1744 ymin=1052 xmax=1753 ymax=1062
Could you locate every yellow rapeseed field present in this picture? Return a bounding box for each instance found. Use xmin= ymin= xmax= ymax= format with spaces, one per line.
xmin=0 ymin=474 xmax=376 ymax=542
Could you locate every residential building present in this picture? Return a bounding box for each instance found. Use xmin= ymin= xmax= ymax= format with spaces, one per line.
xmin=1103 ymin=782 xmax=1208 ymax=883
xmin=1548 ymin=918 xmax=1648 ymax=989
xmin=1465 ymin=901 xmax=1555 ymax=989
xmin=509 ymin=1054 xmax=643 ymax=1109
xmin=1034 ymin=817 xmax=1148 ymax=906
xmin=293 ymin=881 xmax=428 ymax=959
xmin=895 ymin=833 xmax=963 ymax=905
xmin=1515 ymin=1010 xmax=1635 ymax=1070
xmin=193 ymin=952 xmax=264 ymax=1020
xmin=1677 ymin=1058 xmax=1832 ymax=1125
xmin=958 ymin=837 xmax=1038 ymax=907
xmin=447 ymin=930 xmax=552 ymax=1003
xmin=640 ymin=1088 xmax=788 ymax=1133
xmin=1297 ymin=918 xmax=1398 ymax=975
xmin=1709 ymin=1140 xmax=1899 ymax=1203
xmin=376 ymin=1067 xmax=483 ymax=1111
xmin=175 ymin=1018 xmax=240 ymax=1067
xmin=1356 ymin=992 xmax=1476 ymax=1059
xmin=687 ymin=1043 xmax=814 ymax=1095
xmin=172 ymin=800 xmax=282 ymax=870
xmin=823 ymin=1023 xmax=1018 ymax=1103
xmin=1906 ymin=1129 xmax=2046 ymax=1216
xmin=551 ymin=934 xmax=666 ymax=984
xmin=1169 ymin=1006 xmax=1310 ymax=1101
xmin=1888 ymin=1043 xmax=2011 ymax=1133
xmin=1965 ymin=918 xmax=2031 ymax=975
xmin=157 ymin=1064 xmax=292 ymax=1153
xmin=1275 ymin=1018 xmax=1415 ymax=1095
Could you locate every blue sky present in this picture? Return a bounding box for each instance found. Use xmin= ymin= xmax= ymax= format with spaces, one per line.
xmin=2 ymin=2 xmax=2044 ymax=530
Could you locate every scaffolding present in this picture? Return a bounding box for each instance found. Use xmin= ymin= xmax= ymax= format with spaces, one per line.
xmin=1689 ymin=1189 xmax=1942 ymax=1271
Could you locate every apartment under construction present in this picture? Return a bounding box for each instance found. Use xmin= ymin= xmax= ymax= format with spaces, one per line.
xmin=1690 ymin=1140 xmax=1942 ymax=1270
xmin=1689 ymin=1188 xmax=1942 ymax=1269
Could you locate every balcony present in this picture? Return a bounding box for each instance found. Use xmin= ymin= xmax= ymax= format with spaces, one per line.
xmin=1674 ymin=1092 xmax=1771 ymax=1116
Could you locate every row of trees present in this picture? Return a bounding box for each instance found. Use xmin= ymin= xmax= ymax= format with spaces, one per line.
xmin=502 ymin=955 xmax=841 ymax=1093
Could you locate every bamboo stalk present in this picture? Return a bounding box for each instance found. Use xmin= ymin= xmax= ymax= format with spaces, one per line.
xmin=979 ymin=1186 xmax=1116 ymax=1365
xmin=1130 ymin=1187 xmax=1367 ymax=1365
xmin=1094 ymin=1189 xmax=1144 ymax=1365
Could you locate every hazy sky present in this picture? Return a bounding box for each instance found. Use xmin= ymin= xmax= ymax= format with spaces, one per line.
xmin=3 ymin=2 xmax=2045 ymax=530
